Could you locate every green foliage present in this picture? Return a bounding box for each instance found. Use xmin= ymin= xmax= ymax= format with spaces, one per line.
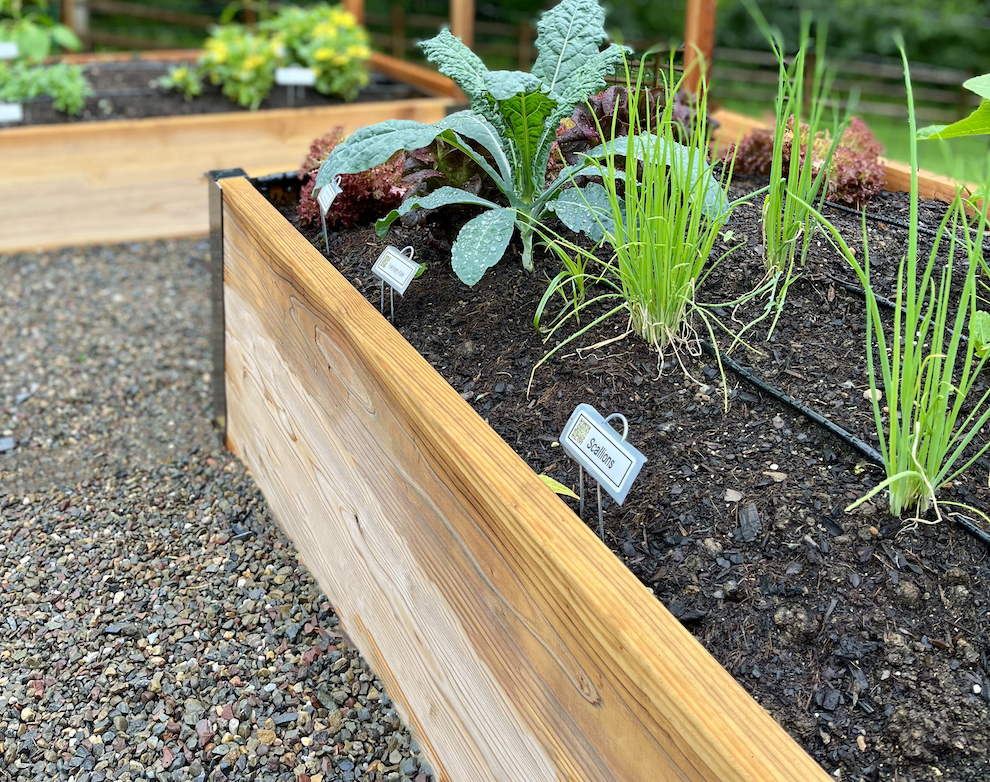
xmin=0 ymin=0 xmax=82 ymax=62
xmin=0 ymin=59 xmax=91 ymax=114
xmin=166 ymin=4 xmax=370 ymax=110
xmin=315 ymin=0 xmax=630 ymax=284
xmin=158 ymin=63 xmax=202 ymax=101
xmin=918 ymin=74 xmax=990 ymax=140
xmin=260 ymin=4 xmax=370 ymax=101
xmin=811 ymin=44 xmax=990 ymax=520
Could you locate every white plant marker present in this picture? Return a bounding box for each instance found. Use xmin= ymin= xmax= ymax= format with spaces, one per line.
xmin=275 ymin=65 xmax=317 ymax=106
xmin=317 ymin=175 xmax=343 ymax=252
xmin=560 ymin=403 xmax=647 ymax=539
xmin=0 ymin=42 xmax=22 ymax=123
xmin=372 ymin=245 xmax=420 ymax=321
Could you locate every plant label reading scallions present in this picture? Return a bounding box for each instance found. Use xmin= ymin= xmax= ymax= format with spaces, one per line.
xmin=274 ymin=66 xmax=317 ymax=87
xmin=0 ymin=103 xmax=23 ymax=123
xmin=561 ymin=404 xmax=646 ymax=504
xmin=0 ymin=42 xmax=18 ymax=60
xmin=372 ymin=246 xmax=420 ymax=296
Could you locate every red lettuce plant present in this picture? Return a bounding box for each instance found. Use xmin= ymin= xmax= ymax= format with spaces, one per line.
xmin=297 ymin=128 xmax=407 ymax=228
xmin=731 ymin=116 xmax=885 ymax=206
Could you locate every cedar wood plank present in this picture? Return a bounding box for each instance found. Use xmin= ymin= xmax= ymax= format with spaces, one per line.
xmin=0 ymin=97 xmax=453 ymax=254
xmin=219 ymin=175 xmax=832 ymax=782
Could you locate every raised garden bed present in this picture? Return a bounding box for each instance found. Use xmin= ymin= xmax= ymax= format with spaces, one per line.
xmin=209 ymin=101 xmax=990 ymax=782
xmin=0 ymin=50 xmax=460 ymax=254
xmin=209 ymin=105 xmax=990 ymax=780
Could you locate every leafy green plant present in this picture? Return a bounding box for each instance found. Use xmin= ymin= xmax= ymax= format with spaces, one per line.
xmin=313 ymin=0 xmax=636 ymax=285
xmin=809 ymin=44 xmax=990 ymax=520
xmin=0 ymin=59 xmax=91 ymax=114
xmin=198 ymin=24 xmax=279 ymax=110
xmin=0 ymin=0 xmax=81 ymax=62
xmin=918 ymin=73 xmax=990 ymax=140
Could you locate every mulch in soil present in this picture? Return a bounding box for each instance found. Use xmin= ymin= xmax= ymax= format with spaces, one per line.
xmin=265 ymin=174 xmax=990 ymax=782
xmin=10 ymin=60 xmax=428 ymax=126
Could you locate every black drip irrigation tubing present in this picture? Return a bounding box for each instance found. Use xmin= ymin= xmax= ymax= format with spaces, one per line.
xmin=823 ymin=199 xmax=990 ymax=254
xmin=701 ymin=341 xmax=990 ymax=551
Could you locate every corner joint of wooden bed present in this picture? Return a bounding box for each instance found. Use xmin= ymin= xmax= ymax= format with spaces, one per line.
xmin=208 ymin=168 xmax=249 ymax=447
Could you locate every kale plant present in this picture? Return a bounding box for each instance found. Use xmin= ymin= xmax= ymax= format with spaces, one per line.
xmin=313 ymin=0 xmax=630 ymax=285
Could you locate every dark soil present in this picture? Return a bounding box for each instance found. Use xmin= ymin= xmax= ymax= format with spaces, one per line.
xmin=11 ymin=60 xmax=428 ymax=126
xmin=261 ymin=174 xmax=990 ymax=782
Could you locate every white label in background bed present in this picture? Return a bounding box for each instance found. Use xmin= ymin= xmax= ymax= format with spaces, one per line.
xmin=275 ymin=65 xmax=317 ymax=86
xmin=372 ymin=246 xmax=420 ymax=296
xmin=560 ymin=403 xmax=646 ymax=504
xmin=0 ymin=103 xmax=23 ymax=123
xmin=317 ymin=175 xmax=343 ymax=216
xmin=0 ymin=42 xmax=18 ymax=60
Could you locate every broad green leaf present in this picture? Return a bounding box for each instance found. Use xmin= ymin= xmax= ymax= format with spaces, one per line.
xmin=531 ymin=0 xmax=608 ymax=95
xmin=964 ymin=73 xmax=990 ymax=101
xmin=496 ymin=89 xmax=557 ymax=178
xmin=972 ymin=310 xmax=990 ymax=357
xmin=436 ymin=111 xmax=512 ymax=181
xmin=545 ymin=182 xmax=615 ymax=242
xmin=375 ymin=186 xmax=499 ymax=237
xmin=419 ymin=29 xmax=488 ymax=103
xmin=51 ymin=25 xmax=82 ymax=52
xmin=539 ymin=474 xmax=579 ymax=499
xmin=587 ymin=134 xmax=729 ymax=217
xmin=534 ymin=43 xmax=625 ymax=180
xmin=314 ymin=120 xmax=443 ymax=192
xmin=451 ymin=207 xmax=517 ymax=285
xmin=483 ymin=70 xmax=543 ymax=101
xmin=15 ymin=23 xmax=49 ymax=61
xmin=917 ymin=99 xmax=990 ymax=140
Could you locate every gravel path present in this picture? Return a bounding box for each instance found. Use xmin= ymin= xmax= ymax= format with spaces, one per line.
xmin=1 ymin=241 xmax=431 ymax=782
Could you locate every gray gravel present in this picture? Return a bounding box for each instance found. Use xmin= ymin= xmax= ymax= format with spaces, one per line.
xmin=1 ymin=240 xmax=431 ymax=782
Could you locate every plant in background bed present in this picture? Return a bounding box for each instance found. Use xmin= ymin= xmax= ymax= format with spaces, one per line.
xmin=314 ymin=0 xmax=721 ymax=285
xmin=296 ymin=128 xmax=407 ymax=230
xmin=808 ymin=43 xmax=990 ymax=521
xmin=162 ymin=3 xmax=370 ymax=109
xmin=0 ymin=0 xmax=91 ymax=116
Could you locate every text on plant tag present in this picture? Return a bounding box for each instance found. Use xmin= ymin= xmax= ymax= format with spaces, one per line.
xmin=560 ymin=403 xmax=646 ymax=504
xmin=372 ymin=247 xmax=420 ymax=296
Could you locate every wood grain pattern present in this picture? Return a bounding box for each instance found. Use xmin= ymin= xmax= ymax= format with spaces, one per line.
xmin=683 ymin=0 xmax=716 ymax=95
xmin=0 ymin=96 xmax=454 ymax=254
xmin=219 ymin=174 xmax=832 ymax=782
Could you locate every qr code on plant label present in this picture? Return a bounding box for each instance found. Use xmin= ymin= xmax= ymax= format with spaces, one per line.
xmin=380 ymin=255 xmax=391 ymax=269
xmin=570 ymin=417 xmax=591 ymax=445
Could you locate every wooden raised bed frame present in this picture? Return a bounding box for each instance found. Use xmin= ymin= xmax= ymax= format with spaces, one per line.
xmin=0 ymin=51 xmax=461 ymax=255
xmin=211 ymin=168 xmax=835 ymax=781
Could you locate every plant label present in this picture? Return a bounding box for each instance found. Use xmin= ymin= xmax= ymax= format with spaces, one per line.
xmin=560 ymin=403 xmax=646 ymax=504
xmin=0 ymin=103 xmax=23 ymax=123
xmin=0 ymin=42 xmax=17 ymax=60
xmin=372 ymin=246 xmax=420 ymax=296
xmin=274 ymin=65 xmax=317 ymax=86
xmin=317 ymin=175 xmax=343 ymax=217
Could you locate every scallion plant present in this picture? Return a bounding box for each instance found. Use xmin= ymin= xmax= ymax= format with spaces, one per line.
xmin=808 ymin=41 xmax=990 ymax=521
xmin=745 ymin=4 xmax=851 ymax=330
xmin=531 ymin=52 xmax=755 ymax=401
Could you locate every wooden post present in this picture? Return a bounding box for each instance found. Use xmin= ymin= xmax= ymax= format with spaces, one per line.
xmin=450 ymin=0 xmax=474 ymax=49
xmin=343 ymin=0 xmax=365 ymax=25
xmin=391 ymin=4 xmax=405 ymax=60
xmin=683 ymin=0 xmax=715 ymax=94
xmin=517 ymin=18 xmax=532 ymax=71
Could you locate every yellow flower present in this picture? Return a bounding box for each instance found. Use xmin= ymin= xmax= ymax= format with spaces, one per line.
xmin=206 ymin=40 xmax=228 ymax=64
xmin=313 ymin=47 xmax=334 ymax=62
xmin=332 ymin=53 xmax=348 ymax=67
xmin=243 ymin=54 xmax=264 ymax=71
xmin=172 ymin=66 xmax=188 ymax=80
xmin=345 ymin=44 xmax=369 ymax=60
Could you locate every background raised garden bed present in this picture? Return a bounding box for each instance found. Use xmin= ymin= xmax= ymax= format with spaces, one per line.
xmin=0 ymin=50 xmax=461 ymax=254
